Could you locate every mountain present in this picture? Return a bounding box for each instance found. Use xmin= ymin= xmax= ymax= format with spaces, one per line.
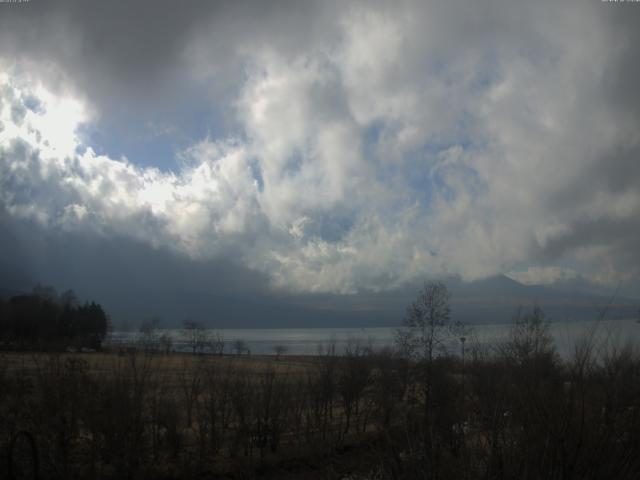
xmin=449 ymin=275 xmax=638 ymax=324
xmin=76 ymin=275 xmax=640 ymax=329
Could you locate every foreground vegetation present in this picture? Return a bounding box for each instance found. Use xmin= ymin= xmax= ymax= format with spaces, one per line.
xmin=1 ymin=330 xmax=640 ymax=478
xmin=1 ymin=282 xmax=640 ymax=479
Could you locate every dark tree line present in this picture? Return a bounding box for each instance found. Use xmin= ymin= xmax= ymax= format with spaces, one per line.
xmin=0 ymin=285 xmax=109 ymax=350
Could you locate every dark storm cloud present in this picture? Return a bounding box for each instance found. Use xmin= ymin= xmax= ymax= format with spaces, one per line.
xmin=0 ymin=0 xmax=341 ymax=117
xmin=0 ymin=209 xmax=270 ymax=320
xmin=0 ymin=210 xmax=409 ymax=327
xmin=539 ymin=217 xmax=640 ymax=274
xmin=602 ymin=5 xmax=640 ymax=122
xmin=0 ymin=0 xmax=210 ymax=103
xmin=532 ymin=4 xmax=640 ymax=282
xmin=0 ymin=209 xmax=38 ymax=290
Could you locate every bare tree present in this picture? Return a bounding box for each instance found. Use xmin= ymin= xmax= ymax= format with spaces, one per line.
xmin=182 ymin=320 xmax=211 ymax=355
xmin=139 ymin=316 xmax=161 ymax=352
xmin=502 ymin=305 xmax=555 ymax=364
xmin=395 ymin=281 xmax=454 ymax=477
xmin=158 ymin=333 xmax=173 ymax=355
xmin=338 ymin=337 xmax=373 ymax=436
xmin=197 ymin=362 xmax=235 ymax=456
xmin=273 ymin=344 xmax=287 ymax=360
xmin=396 ymin=281 xmax=452 ymax=362
xmin=212 ymin=331 xmax=225 ymax=356
xmin=232 ymin=338 xmax=248 ymax=356
xmin=177 ymin=357 xmax=203 ymax=428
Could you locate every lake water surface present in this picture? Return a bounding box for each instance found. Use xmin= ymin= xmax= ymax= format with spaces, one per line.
xmin=107 ymin=318 xmax=640 ymax=358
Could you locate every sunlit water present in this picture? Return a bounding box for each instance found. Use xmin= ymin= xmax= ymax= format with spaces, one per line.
xmin=106 ymin=318 xmax=640 ymax=359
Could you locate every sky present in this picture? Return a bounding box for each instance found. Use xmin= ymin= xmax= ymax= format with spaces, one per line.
xmin=1 ymin=1 xmax=640 ymax=324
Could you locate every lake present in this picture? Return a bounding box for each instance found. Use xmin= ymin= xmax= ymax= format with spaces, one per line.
xmin=106 ymin=317 xmax=640 ymax=358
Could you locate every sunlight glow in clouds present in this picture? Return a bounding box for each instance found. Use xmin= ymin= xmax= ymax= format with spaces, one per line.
xmin=1 ymin=2 xmax=640 ymax=294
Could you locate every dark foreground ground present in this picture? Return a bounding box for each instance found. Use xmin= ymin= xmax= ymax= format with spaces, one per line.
xmin=2 ymin=327 xmax=640 ymax=479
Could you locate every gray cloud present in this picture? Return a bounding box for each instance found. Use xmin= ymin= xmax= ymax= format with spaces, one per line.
xmin=0 ymin=0 xmax=344 ymax=122
xmin=0 ymin=1 xmax=209 ymax=104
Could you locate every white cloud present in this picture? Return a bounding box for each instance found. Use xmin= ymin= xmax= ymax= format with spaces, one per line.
xmin=508 ymin=267 xmax=578 ymax=286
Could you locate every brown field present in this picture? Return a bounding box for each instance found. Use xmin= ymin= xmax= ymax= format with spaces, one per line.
xmin=2 ymin=351 xmax=318 ymax=376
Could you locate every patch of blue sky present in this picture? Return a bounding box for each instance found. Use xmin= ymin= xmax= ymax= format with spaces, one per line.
xmin=469 ymin=47 xmax=503 ymax=89
xmin=248 ymin=157 xmax=264 ymax=192
xmin=304 ymin=210 xmax=356 ymax=244
xmin=281 ymin=147 xmax=306 ymax=177
xmin=77 ymin=123 xmax=177 ymax=171
xmin=363 ymin=119 xmax=386 ymax=148
xmin=391 ymin=140 xmax=484 ymax=214
xmin=76 ymin=96 xmax=225 ymax=173
xmin=22 ymin=94 xmax=43 ymax=114
xmin=434 ymin=159 xmax=485 ymax=201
